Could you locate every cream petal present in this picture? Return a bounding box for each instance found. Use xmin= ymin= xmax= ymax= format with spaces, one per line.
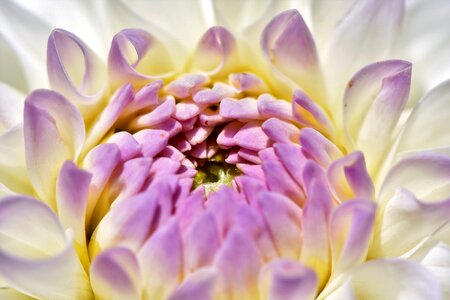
xmin=0 ymin=125 xmax=32 ymax=195
xmin=0 ymin=0 xmax=50 ymax=91
xmin=24 ymin=89 xmax=85 ymax=208
xmin=0 ymin=83 xmax=25 ymax=133
xmin=90 ymin=247 xmax=142 ymax=300
xmin=379 ymin=153 xmax=450 ymax=204
xmin=411 ymin=242 xmax=450 ymax=299
xmin=325 ymin=0 xmax=405 ymax=108
xmin=394 ymin=80 xmax=450 ymax=158
xmin=370 ymin=189 xmax=450 ymax=258
xmin=0 ymin=196 xmax=92 ymax=299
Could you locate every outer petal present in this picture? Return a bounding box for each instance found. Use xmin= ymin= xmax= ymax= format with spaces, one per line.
xmin=261 ymin=10 xmax=324 ymax=104
xmin=343 ymin=60 xmax=411 ymax=174
xmin=329 ymin=200 xmax=376 ymax=277
xmin=325 ymin=0 xmax=405 ymax=109
xmin=90 ymin=247 xmax=142 ymax=300
xmin=394 ymin=79 xmax=450 ymax=158
xmin=379 ymin=153 xmax=450 ymax=203
xmin=369 ymin=189 xmax=450 ymax=258
xmin=138 ymin=217 xmax=182 ymax=300
xmin=24 ymin=89 xmax=85 ymax=208
xmin=0 ymin=196 xmax=92 ymax=299
xmin=108 ymin=28 xmax=174 ymax=88
xmin=47 ymin=29 xmax=106 ymax=121
xmin=259 ymin=259 xmax=318 ymax=300
xmin=0 ymin=83 xmax=25 ymax=132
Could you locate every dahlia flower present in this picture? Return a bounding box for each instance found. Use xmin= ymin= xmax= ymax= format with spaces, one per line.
xmin=1 ymin=0 xmax=450 ymax=299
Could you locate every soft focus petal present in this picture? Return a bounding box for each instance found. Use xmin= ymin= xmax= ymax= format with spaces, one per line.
xmin=168 ymin=268 xmax=216 ymax=300
xmin=90 ymin=247 xmax=142 ymax=300
xmin=0 ymin=196 xmax=92 ymax=299
xmin=24 ymin=89 xmax=85 ymax=208
xmin=260 ymin=259 xmax=318 ymax=300
xmin=0 ymin=83 xmax=25 ymax=132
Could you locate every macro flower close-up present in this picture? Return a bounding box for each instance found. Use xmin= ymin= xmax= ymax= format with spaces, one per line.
xmin=1 ymin=0 xmax=450 ymax=299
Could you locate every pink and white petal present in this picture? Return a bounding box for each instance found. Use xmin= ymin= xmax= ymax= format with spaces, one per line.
xmin=394 ymin=80 xmax=450 ymax=157
xmin=47 ymin=29 xmax=106 ymax=121
xmin=133 ymin=129 xmax=170 ymax=158
xmin=90 ymin=247 xmax=142 ymax=300
xmin=260 ymin=259 xmax=318 ymax=300
xmin=56 ymin=161 xmax=92 ymax=268
xmin=257 ymin=94 xmax=293 ymax=121
xmin=183 ymin=211 xmax=221 ymax=273
xmin=327 ymin=152 xmax=375 ymax=202
xmin=230 ymin=73 xmax=269 ymax=95
xmin=261 ymin=10 xmax=324 ymax=104
xmin=325 ymin=0 xmax=405 ymax=110
xmin=292 ymin=89 xmax=334 ymax=137
xmin=129 ymin=96 xmax=175 ymax=130
xmin=138 ymin=218 xmax=182 ymax=300
xmin=220 ymin=97 xmax=261 ymax=121
xmin=262 ymin=118 xmax=300 ymax=144
xmin=168 ymin=268 xmax=216 ymax=300
xmin=24 ymin=89 xmax=85 ymax=208
xmin=89 ymin=191 xmax=157 ymax=257
xmin=300 ymin=128 xmax=343 ymax=168
xmin=234 ymin=122 xmax=271 ymax=151
xmin=379 ymin=153 xmax=450 ymax=204
xmin=190 ymin=26 xmax=238 ymax=77
xmin=83 ymin=83 xmax=134 ymax=153
xmin=329 ymin=200 xmax=376 ymax=277
xmin=343 ymin=60 xmax=411 ymax=174
xmin=369 ymin=189 xmax=450 ymax=259
xmin=256 ymin=191 xmax=302 ymax=259
xmin=82 ymin=143 xmax=121 ymax=225
xmin=106 ymin=131 xmax=141 ymax=162
xmin=108 ymin=28 xmax=174 ymax=88
xmin=214 ymin=229 xmax=261 ymax=300
xmin=0 ymin=196 xmax=92 ymax=299
xmin=301 ymin=162 xmax=333 ymax=288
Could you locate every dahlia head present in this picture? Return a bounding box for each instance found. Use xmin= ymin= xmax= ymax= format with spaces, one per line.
xmin=0 ymin=1 xmax=450 ymax=299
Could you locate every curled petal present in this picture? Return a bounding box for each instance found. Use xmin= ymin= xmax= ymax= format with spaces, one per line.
xmin=191 ymin=26 xmax=237 ymax=76
xmin=300 ymin=128 xmax=342 ymax=168
xmin=90 ymin=247 xmax=142 ymax=300
xmin=24 ymin=89 xmax=85 ymax=208
xmin=370 ymin=189 xmax=450 ymax=258
xmin=138 ymin=218 xmax=182 ymax=300
xmin=108 ymin=28 xmax=174 ymax=88
xmin=330 ymin=200 xmax=376 ymax=276
xmin=47 ymin=29 xmax=106 ymax=120
xmin=0 ymin=196 xmax=92 ymax=299
xmin=327 ymin=152 xmax=375 ymax=202
xmin=261 ymin=10 xmax=324 ymax=103
xmin=260 ymin=259 xmax=318 ymax=300
xmin=343 ymin=60 xmax=412 ymax=174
